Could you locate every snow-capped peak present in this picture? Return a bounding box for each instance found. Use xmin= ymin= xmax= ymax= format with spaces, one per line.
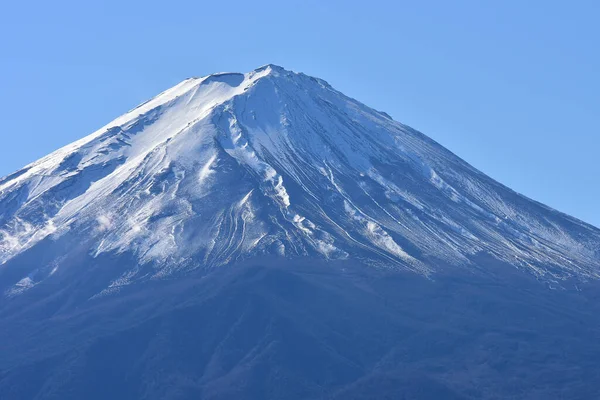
xmin=1 ymin=65 xmax=599 ymax=297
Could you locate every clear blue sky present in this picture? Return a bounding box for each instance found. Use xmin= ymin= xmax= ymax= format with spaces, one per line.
xmin=1 ymin=0 xmax=598 ymax=226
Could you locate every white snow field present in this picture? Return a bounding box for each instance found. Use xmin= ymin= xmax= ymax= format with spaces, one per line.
xmin=1 ymin=65 xmax=599 ymax=297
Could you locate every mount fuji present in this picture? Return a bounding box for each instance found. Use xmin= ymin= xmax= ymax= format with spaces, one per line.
xmin=1 ymin=65 xmax=599 ymax=399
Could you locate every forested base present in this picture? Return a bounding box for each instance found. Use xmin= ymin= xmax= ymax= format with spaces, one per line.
xmin=1 ymin=257 xmax=599 ymax=400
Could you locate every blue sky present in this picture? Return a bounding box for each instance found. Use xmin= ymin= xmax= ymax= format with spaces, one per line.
xmin=1 ymin=0 xmax=598 ymax=226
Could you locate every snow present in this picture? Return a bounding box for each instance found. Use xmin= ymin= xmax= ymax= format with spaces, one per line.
xmin=1 ymin=64 xmax=599 ymax=296
xmin=198 ymin=154 xmax=217 ymax=186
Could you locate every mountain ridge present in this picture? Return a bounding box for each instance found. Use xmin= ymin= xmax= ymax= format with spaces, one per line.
xmin=1 ymin=64 xmax=599 ymax=301
xmin=2 ymin=64 xmax=600 ymax=400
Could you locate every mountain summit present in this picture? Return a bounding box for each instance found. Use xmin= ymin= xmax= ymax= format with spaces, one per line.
xmin=1 ymin=65 xmax=598 ymax=296
xmin=1 ymin=66 xmax=600 ymax=400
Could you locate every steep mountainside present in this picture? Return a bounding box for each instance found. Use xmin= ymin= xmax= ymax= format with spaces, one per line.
xmin=1 ymin=65 xmax=598 ymax=298
xmin=1 ymin=65 xmax=599 ymax=399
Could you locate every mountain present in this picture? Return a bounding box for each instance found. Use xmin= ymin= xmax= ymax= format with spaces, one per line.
xmin=1 ymin=65 xmax=599 ymax=399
